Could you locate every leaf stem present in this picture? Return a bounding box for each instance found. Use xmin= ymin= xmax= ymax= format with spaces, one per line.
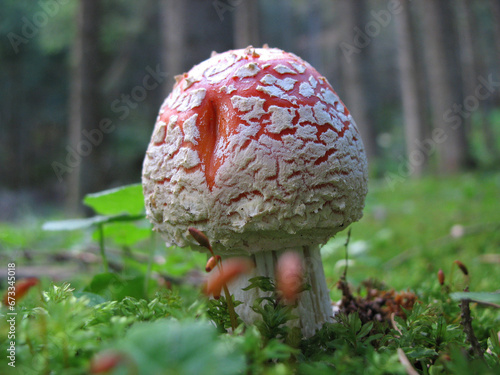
xmin=222 ymin=283 xmax=238 ymax=331
xmin=98 ymin=224 xmax=109 ymax=273
xmin=342 ymin=228 xmax=352 ymax=281
xmin=144 ymin=231 xmax=156 ymax=299
xmin=215 ymin=261 xmax=238 ymax=332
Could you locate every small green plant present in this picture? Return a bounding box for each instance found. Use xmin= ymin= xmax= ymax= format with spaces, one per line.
xmin=243 ymin=276 xmax=303 ymax=344
xmin=300 ymin=312 xmax=402 ymax=374
xmin=206 ymin=295 xmax=243 ymax=333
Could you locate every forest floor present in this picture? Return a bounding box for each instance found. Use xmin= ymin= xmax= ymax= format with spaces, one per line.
xmin=0 ymin=172 xmax=499 ymax=374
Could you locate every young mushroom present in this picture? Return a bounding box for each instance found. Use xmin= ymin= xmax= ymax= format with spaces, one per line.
xmin=142 ymin=46 xmax=368 ymax=337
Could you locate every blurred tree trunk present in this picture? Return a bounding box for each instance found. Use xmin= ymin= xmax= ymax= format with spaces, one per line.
xmin=420 ymin=0 xmax=470 ymax=173
xmin=456 ymin=0 xmax=497 ymax=160
xmin=490 ymin=0 xmax=500 ymax=98
xmin=338 ymin=0 xmax=377 ymax=163
xmin=277 ymin=0 xmax=293 ymax=51
xmin=395 ymin=1 xmax=427 ymax=177
xmin=66 ymin=0 xmax=102 ymax=215
xmin=233 ymin=0 xmax=260 ymax=48
xmin=160 ymin=0 xmax=186 ymax=90
xmin=306 ymin=0 xmax=322 ymax=71
xmin=456 ymin=0 xmax=478 ymax=99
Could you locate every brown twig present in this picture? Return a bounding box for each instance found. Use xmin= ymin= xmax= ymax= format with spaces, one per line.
xmin=397 ymin=348 xmax=419 ymax=375
xmin=391 ymin=312 xmax=402 ymax=336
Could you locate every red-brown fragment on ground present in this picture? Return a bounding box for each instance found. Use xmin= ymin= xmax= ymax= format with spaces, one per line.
xmin=3 ymin=277 xmax=39 ymax=306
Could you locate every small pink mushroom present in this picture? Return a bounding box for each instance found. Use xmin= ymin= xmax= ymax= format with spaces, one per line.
xmin=276 ymin=251 xmax=304 ymax=303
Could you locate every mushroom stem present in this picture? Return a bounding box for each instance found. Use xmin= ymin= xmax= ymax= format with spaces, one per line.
xmin=228 ymin=245 xmax=333 ymax=338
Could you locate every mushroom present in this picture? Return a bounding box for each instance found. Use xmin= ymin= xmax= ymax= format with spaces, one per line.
xmin=142 ymin=46 xmax=368 ymax=337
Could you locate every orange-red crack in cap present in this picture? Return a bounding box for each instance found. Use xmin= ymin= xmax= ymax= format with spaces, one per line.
xmin=142 ymin=46 xmax=368 ymax=254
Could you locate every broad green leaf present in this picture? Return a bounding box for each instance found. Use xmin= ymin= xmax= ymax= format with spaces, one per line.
xmin=86 ymin=272 xmax=123 ymax=294
xmin=405 ymin=347 xmax=438 ymax=359
xmin=111 ymin=319 xmax=246 ymax=375
xmin=85 ymin=272 xmax=147 ymax=301
xmin=84 ymin=183 xmax=144 ymax=215
xmin=42 ymin=213 xmax=145 ymax=231
xmin=74 ymin=291 xmax=108 ymax=306
xmin=98 ymin=221 xmax=151 ymax=246
xmin=42 ymin=215 xmax=114 ymax=231
xmin=450 ymin=292 xmax=500 ymax=305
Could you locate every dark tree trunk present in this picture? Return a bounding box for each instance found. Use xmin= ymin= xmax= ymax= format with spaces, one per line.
xmin=456 ymin=0 xmax=497 ymax=161
xmin=160 ymin=0 xmax=187 ymax=90
xmin=278 ymin=0 xmax=293 ymax=51
xmin=491 ymin=0 xmax=500 ymax=84
xmin=396 ymin=0 xmax=427 ymax=177
xmin=338 ymin=0 xmax=377 ymax=163
xmin=66 ymin=0 xmax=102 ymax=215
xmin=233 ymin=0 xmax=260 ymax=48
xmin=396 ymin=0 xmax=429 ymax=177
xmin=420 ymin=0 xmax=470 ymax=173
xmin=305 ymin=0 xmax=322 ymax=71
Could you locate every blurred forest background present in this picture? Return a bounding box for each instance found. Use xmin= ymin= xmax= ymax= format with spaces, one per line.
xmin=1 ymin=0 xmax=499 ymax=219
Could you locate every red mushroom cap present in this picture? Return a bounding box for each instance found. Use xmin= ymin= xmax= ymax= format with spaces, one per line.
xmin=142 ymin=46 xmax=368 ymax=254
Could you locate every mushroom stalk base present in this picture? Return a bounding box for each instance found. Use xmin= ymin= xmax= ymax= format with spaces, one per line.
xmin=228 ymin=245 xmax=334 ymax=338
